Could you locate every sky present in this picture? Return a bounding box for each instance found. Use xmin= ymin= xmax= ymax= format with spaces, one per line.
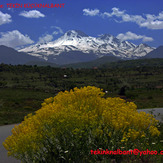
xmin=0 ymin=0 xmax=163 ymax=48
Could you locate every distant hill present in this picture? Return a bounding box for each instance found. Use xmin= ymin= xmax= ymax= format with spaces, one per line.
xmin=25 ymin=58 xmax=163 ymax=69
xmin=100 ymin=58 xmax=163 ymax=69
xmin=0 ymin=45 xmax=43 ymax=65
xmin=62 ymin=56 xmax=121 ymax=68
xmin=144 ymin=46 xmax=163 ymax=58
xmin=61 ymin=57 xmax=163 ymax=69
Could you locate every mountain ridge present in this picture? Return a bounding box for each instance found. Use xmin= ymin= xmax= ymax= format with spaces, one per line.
xmin=0 ymin=45 xmax=43 ymax=65
xmin=19 ymin=30 xmax=154 ymax=64
xmin=144 ymin=46 xmax=163 ymax=58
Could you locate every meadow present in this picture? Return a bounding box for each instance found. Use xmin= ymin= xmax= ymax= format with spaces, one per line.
xmin=0 ymin=61 xmax=163 ymax=125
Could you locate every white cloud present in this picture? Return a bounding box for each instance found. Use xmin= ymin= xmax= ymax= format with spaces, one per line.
xmin=53 ymin=31 xmax=59 ymax=35
xmin=19 ymin=10 xmax=45 ymax=18
xmin=38 ymin=26 xmax=63 ymax=43
xmin=111 ymin=7 xmax=125 ymax=17
xmin=117 ymin=32 xmax=142 ymax=41
xmin=83 ymin=7 xmax=163 ymax=30
xmin=83 ymin=8 xmax=99 ymax=16
xmin=8 ymin=8 xmax=14 ymax=13
xmin=139 ymin=20 xmax=163 ymax=30
xmin=117 ymin=31 xmax=153 ymax=42
xmin=0 ymin=30 xmax=34 ymax=48
xmin=158 ymin=12 xmax=163 ymax=20
xmin=103 ymin=8 xmax=145 ymax=24
xmin=38 ymin=34 xmax=53 ymax=44
xmin=142 ymin=36 xmax=154 ymax=42
xmin=51 ymin=26 xmax=64 ymax=35
xmin=103 ymin=12 xmax=112 ymax=17
xmin=146 ymin=14 xmax=156 ymax=21
xmin=0 ymin=11 xmax=12 ymax=25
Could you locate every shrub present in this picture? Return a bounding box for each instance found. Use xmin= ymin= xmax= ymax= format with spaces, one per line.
xmin=3 ymin=86 xmax=160 ymax=162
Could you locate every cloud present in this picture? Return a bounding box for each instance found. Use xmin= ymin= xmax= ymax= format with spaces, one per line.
xmin=83 ymin=8 xmax=99 ymax=16
xmin=142 ymin=36 xmax=154 ymax=42
xmin=51 ymin=26 xmax=64 ymax=35
xmin=0 ymin=11 xmax=12 ymax=25
xmin=108 ymin=8 xmax=163 ymax=29
xmin=19 ymin=10 xmax=45 ymax=18
xmin=38 ymin=34 xmax=53 ymax=44
xmin=0 ymin=30 xmax=34 ymax=48
xmin=83 ymin=7 xmax=163 ymax=30
xmin=8 ymin=8 xmax=14 ymax=13
xmin=111 ymin=7 xmax=125 ymax=17
xmin=38 ymin=26 xmax=63 ymax=43
xmin=139 ymin=20 xmax=163 ymax=30
xmin=158 ymin=12 xmax=163 ymax=20
xmin=104 ymin=8 xmax=145 ymax=24
xmin=117 ymin=31 xmax=153 ymax=42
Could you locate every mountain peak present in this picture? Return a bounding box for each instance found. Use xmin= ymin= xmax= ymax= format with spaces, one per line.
xmin=19 ymin=30 xmax=154 ymax=64
xmin=64 ymin=30 xmax=88 ymax=38
xmin=98 ymin=34 xmax=121 ymax=45
xmin=138 ymin=43 xmax=150 ymax=47
xmin=98 ymin=34 xmax=113 ymax=39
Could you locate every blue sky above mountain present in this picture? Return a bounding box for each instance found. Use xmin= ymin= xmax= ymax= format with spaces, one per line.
xmin=0 ymin=0 xmax=163 ymax=48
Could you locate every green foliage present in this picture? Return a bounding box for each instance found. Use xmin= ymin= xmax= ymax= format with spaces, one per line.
xmin=3 ymin=87 xmax=161 ymax=162
xmin=62 ymin=58 xmax=163 ymax=69
xmin=0 ymin=63 xmax=163 ymax=125
xmin=0 ymin=88 xmax=54 ymax=125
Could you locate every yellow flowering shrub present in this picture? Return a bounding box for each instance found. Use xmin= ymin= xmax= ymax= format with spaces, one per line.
xmin=3 ymin=86 xmax=160 ymax=162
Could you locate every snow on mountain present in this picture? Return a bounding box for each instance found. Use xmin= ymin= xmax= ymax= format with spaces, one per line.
xmin=132 ymin=44 xmax=154 ymax=57
xmin=19 ymin=30 xmax=154 ymax=64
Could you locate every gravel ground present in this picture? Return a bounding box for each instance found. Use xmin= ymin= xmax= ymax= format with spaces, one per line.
xmin=0 ymin=124 xmax=21 ymax=163
xmin=138 ymin=108 xmax=163 ymax=122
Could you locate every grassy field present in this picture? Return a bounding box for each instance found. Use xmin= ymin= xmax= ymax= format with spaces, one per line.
xmin=0 ymin=63 xmax=163 ymax=125
xmin=0 ymin=88 xmax=54 ymax=125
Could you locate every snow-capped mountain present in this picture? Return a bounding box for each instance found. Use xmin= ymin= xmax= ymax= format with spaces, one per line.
xmin=19 ymin=30 xmax=154 ymax=64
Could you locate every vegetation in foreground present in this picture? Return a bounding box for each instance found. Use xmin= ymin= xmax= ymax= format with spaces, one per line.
xmin=3 ymin=87 xmax=162 ymax=163
xmin=0 ymin=63 xmax=163 ymax=125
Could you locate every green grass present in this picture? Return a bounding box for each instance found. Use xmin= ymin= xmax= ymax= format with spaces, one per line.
xmin=0 ymin=63 xmax=163 ymax=125
xmin=125 ymin=89 xmax=163 ymax=109
xmin=0 ymin=88 xmax=54 ymax=125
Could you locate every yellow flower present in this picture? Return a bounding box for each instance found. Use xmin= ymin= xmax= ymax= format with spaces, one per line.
xmin=3 ymin=86 xmax=160 ymax=162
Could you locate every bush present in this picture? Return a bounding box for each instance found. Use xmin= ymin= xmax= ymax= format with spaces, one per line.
xmin=3 ymin=86 xmax=160 ymax=162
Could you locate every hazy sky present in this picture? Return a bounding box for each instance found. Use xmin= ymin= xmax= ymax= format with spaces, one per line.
xmin=0 ymin=0 xmax=163 ymax=48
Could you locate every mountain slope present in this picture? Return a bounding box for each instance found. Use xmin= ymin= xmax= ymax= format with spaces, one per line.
xmin=144 ymin=46 xmax=163 ymax=58
xmin=0 ymin=45 xmax=43 ymax=65
xmin=63 ymin=56 xmax=121 ymax=68
xmin=19 ymin=30 xmax=154 ymax=65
